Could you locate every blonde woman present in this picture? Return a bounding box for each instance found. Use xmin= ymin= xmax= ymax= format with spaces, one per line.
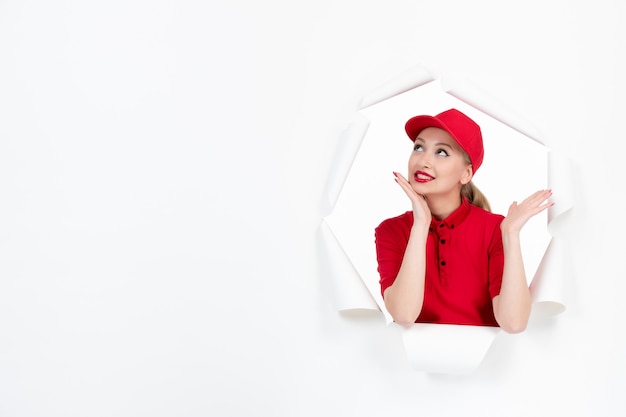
xmin=375 ymin=109 xmax=553 ymax=333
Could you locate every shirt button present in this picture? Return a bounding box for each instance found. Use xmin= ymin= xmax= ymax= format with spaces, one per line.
xmin=441 ymin=261 xmax=446 ymax=266
xmin=439 ymin=224 xmax=444 ymax=228
xmin=440 ymin=239 xmax=446 ymax=244
xmin=450 ymin=224 xmax=455 ymax=229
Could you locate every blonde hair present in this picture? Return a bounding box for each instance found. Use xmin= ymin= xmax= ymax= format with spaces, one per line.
xmin=461 ymin=182 xmax=491 ymax=212
xmin=461 ymin=152 xmax=491 ymax=212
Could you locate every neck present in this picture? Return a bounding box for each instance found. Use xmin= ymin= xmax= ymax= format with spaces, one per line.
xmin=426 ymin=193 xmax=463 ymax=221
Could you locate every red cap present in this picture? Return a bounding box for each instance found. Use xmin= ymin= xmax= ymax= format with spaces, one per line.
xmin=405 ymin=108 xmax=484 ymax=173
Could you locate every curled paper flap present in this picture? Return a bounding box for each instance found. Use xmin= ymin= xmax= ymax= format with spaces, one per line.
xmin=443 ymin=77 xmax=544 ymax=145
xmin=529 ymin=237 xmax=568 ymax=318
xmin=400 ymin=323 xmax=501 ymax=375
xmin=318 ymin=219 xmax=379 ymax=312
xmin=528 ymin=152 xmax=574 ymax=319
xmin=321 ymin=114 xmax=370 ymax=217
xmin=547 ymin=150 xmax=575 ymax=237
xmin=359 ymin=64 xmax=435 ymax=109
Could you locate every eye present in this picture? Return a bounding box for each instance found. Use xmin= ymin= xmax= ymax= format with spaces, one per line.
xmin=413 ymin=143 xmax=423 ymax=152
xmin=436 ymin=148 xmax=450 ymax=157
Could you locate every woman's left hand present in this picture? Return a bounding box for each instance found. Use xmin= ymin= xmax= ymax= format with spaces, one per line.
xmin=501 ymin=189 xmax=554 ymax=234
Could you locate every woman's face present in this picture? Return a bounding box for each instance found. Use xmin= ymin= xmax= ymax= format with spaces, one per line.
xmin=408 ymin=127 xmax=473 ymax=198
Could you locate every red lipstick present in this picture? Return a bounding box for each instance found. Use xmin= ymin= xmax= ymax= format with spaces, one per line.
xmin=414 ymin=170 xmax=435 ymax=183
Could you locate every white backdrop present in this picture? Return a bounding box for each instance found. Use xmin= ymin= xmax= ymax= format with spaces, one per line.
xmin=0 ymin=1 xmax=624 ymax=416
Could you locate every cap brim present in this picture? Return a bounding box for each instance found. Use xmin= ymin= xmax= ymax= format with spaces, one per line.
xmin=405 ymin=115 xmax=449 ymax=142
xmin=405 ymin=115 xmax=471 ymax=164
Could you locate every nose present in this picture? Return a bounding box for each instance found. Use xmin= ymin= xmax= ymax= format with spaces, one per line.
xmin=417 ymin=151 xmax=431 ymax=168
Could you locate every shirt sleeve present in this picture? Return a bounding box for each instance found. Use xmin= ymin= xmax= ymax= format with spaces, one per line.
xmin=374 ymin=216 xmax=410 ymax=298
xmin=487 ymin=215 xmax=505 ymax=299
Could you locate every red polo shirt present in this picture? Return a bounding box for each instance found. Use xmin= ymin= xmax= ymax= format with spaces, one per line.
xmin=375 ymin=198 xmax=504 ymax=327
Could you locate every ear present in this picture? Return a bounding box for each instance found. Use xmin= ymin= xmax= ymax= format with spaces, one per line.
xmin=460 ymin=165 xmax=473 ymax=185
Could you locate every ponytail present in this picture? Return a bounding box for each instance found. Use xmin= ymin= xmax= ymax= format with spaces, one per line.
xmin=461 ymin=181 xmax=491 ymax=212
xmin=459 ymin=149 xmax=491 ymax=212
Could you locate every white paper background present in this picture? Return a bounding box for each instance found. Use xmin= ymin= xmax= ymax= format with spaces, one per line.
xmin=0 ymin=0 xmax=624 ymax=416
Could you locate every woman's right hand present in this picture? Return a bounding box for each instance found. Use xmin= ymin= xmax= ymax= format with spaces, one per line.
xmin=393 ymin=171 xmax=431 ymax=229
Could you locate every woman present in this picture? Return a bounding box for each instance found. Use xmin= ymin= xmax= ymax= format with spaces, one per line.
xmin=375 ymin=108 xmax=553 ymax=333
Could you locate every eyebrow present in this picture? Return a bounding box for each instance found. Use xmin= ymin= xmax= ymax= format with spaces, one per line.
xmin=414 ymin=137 xmax=454 ymax=149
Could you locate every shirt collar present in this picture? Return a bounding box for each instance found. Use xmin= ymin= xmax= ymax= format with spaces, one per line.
xmin=430 ymin=197 xmax=471 ymax=230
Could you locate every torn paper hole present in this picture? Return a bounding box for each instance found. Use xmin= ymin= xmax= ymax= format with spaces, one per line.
xmin=320 ymin=65 xmax=574 ymax=373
